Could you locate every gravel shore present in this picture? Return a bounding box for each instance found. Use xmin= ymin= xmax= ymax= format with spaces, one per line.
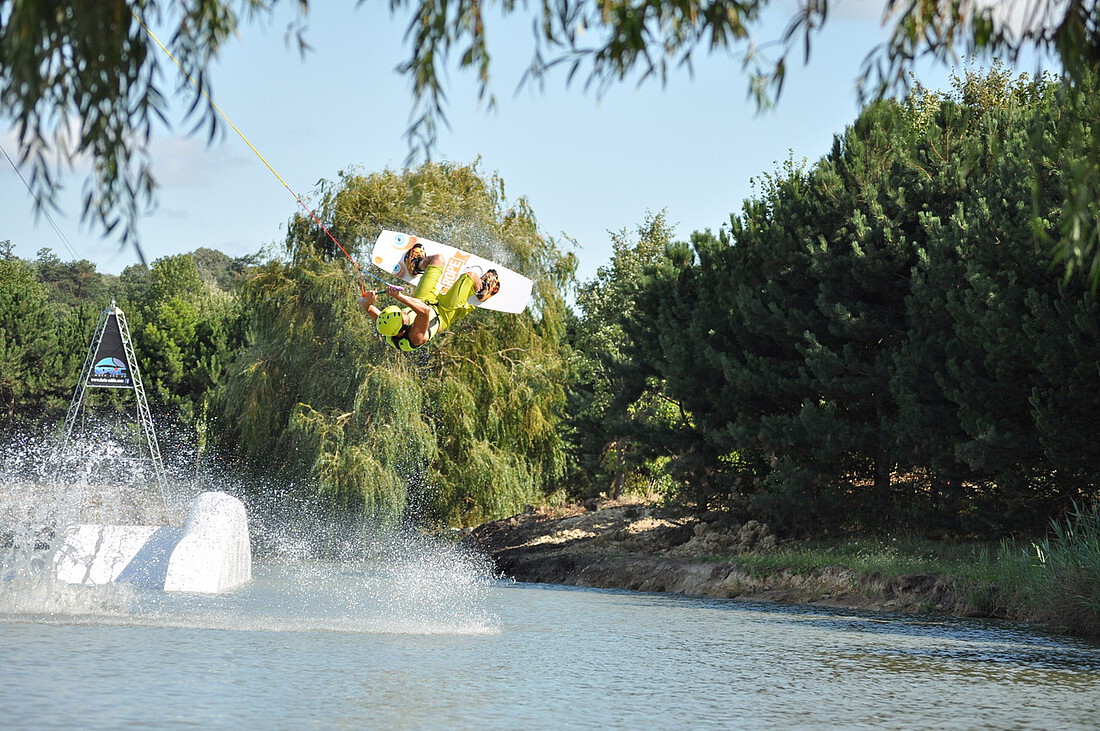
xmin=463 ymin=496 xmax=977 ymax=617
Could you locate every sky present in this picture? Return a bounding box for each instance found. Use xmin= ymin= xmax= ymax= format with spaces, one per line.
xmin=0 ymin=0 xmax=1049 ymax=289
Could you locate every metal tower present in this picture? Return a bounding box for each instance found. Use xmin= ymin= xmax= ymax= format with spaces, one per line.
xmin=57 ymin=301 xmax=168 ymax=514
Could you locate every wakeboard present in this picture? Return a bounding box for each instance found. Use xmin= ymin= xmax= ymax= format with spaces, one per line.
xmin=370 ymin=230 xmax=533 ymax=313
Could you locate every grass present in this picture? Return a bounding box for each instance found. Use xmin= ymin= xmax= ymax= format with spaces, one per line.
xmin=724 ymin=504 xmax=1100 ymax=638
xmin=733 ymin=535 xmax=1001 ymax=577
xmin=1028 ymin=502 xmax=1100 ymax=637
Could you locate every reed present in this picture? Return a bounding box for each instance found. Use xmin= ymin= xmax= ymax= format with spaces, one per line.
xmin=1026 ymin=502 xmax=1100 ymax=637
xmin=953 ymin=539 xmax=1036 ymax=620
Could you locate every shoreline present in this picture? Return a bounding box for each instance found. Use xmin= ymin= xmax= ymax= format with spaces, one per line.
xmin=462 ymin=497 xmax=983 ymax=618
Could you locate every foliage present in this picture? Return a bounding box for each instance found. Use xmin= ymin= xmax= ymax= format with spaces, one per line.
xmin=0 ymin=247 xmax=250 ymax=449
xmin=392 ymin=0 xmax=1096 ymax=149
xmin=125 ymin=254 xmax=246 ymax=425
xmin=33 ymin=249 xmax=110 ymax=308
xmin=731 ymin=535 xmax=993 ymax=578
xmin=1030 ymin=501 xmax=1100 ymax=637
xmin=729 ymin=528 xmax=1100 ymax=638
xmin=954 ymin=503 xmax=1100 ymax=638
xmin=208 ymin=258 xmax=428 ymax=522
xmin=191 ymin=247 xmax=259 ymax=291
xmin=0 ymin=0 xmax=297 ymax=253
xmin=389 ymin=0 xmax=1100 ymax=286
xmin=622 ymin=67 xmax=1100 ymax=535
xmin=212 ymin=161 xmax=574 ymax=526
xmin=566 ymin=211 xmax=684 ymax=500
xmin=0 ymin=258 xmax=88 ymax=420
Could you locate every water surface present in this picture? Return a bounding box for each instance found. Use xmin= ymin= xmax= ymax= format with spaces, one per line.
xmin=3 ymin=560 xmax=1099 ymax=729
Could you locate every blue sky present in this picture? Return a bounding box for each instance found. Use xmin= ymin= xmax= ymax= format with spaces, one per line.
xmin=0 ymin=1 xmax=1043 ymax=288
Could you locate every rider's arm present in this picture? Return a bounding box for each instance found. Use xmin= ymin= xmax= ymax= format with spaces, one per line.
xmin=386 ymin=285 xmax=433 ymax=346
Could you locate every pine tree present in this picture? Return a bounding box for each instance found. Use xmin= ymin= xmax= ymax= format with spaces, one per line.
xmin=627 ymin=67 xmax=1100 ymax=535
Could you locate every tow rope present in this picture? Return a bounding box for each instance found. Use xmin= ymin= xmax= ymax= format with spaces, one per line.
xmin=132 ymin=10 xmax=395 ymax=297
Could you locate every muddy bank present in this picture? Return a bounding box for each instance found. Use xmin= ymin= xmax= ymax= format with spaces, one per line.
xmin=463 ymin=498 xmax=979 ymax=617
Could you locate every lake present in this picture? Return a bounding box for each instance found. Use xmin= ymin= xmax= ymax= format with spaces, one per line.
xmin=3 ymin=549 xmax=1099 ymax=729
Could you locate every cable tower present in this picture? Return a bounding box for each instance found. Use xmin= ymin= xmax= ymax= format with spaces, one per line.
xmin=57 ymin=301 xmax=168 ymax=517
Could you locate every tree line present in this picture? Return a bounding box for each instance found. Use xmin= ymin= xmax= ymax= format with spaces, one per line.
xmin=577 ymin=67 xmax=1100 ymax=536
xmin=2 ymin=69 xmax=1098 ymax=537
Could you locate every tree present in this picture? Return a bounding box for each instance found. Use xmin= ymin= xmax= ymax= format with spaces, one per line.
xmin=567 ymin=211 xmax=683 ymax=500
xmin=7 ymin=0 xmax=1100 ymax=280
xmin=211 ymin=161 xmax=574 ymax=526
xmin=116 ymin=263 xmax=154 ymax=304
xmin=0 ymin=0 xmax=300 ymax=257
xmin=0 ymin=245 xmax=246 ymax=447
xmin=191 ymin=247 xmax=259 ymax=291
xmin=629 ymin=67 xmax=1100 ymax=535
xmin=34 ymin=248 xmax=110 ymax=309
xmin=0 ymin=258 xmax=89 ymax=423
xmin=128 ymin=253 xmax=244 ymax=426
xmin=887 ymin=70 xmax=1100 ymax=532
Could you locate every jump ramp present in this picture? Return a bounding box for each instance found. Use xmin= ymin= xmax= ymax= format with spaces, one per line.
xmin=53 ymin=491 xmax=251 ymax=593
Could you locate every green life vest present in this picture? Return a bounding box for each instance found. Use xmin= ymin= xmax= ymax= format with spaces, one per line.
xmin=385 ymin=306 xmax=440 ymax=351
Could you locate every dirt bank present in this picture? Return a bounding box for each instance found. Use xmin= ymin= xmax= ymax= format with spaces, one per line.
xmin=462 ymin=497 xmax=979 ymax=617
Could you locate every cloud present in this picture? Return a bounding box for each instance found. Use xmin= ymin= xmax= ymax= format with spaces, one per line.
xmin=0 ymin=116 xmax=104 ymax=184
xmin=873 ymin=0 xmax=1066 ymax=39
xmin=0 ymin=129 xmax=20 ymax=179
xmin=832 ymin=0 xmax=894 ymax=23
xmin=974 ymin=0 xmax=1065 ymax=38
xmin=767 ymin=0 xmax=891 ymax=25
xmin=148 ymin=134 xmax=252 ymax=189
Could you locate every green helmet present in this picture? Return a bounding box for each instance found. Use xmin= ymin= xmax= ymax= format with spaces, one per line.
xmin=376 ymin=306 xmax=405 ymax=337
